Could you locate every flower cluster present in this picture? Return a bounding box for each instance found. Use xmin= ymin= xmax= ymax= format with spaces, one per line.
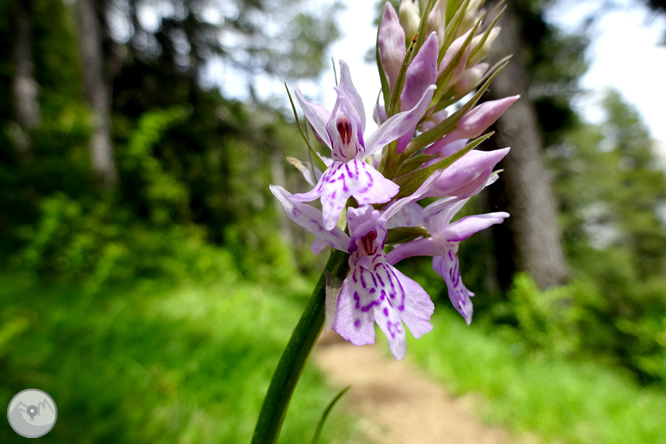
xmin=271 ymin=0 xmax=516 ymax=360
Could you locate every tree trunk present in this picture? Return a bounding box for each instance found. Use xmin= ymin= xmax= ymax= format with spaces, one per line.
xmin=76 ymin=0 xmax=117 ymax=189
xmin=484 ymin=0 xmax=568 ymax=290
xmin=11 ymin=0 xmax=40 ymax=160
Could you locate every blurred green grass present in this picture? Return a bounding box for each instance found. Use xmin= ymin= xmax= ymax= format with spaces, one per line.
xmin=0 ymin=274 xmax=358 ymax=443
xmin=408 ymin=307 xmax=666 ymax=444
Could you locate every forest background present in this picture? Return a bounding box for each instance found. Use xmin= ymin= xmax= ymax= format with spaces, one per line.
xmin=1 ymin=0 xmax=666 ymax=442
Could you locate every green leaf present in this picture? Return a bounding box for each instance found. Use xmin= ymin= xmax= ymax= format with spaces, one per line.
xmin=309 ymin=385 xmax=351 ymax=444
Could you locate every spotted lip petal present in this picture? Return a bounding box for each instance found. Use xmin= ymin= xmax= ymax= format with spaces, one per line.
xmin=291 ymin=159 xmax=399 ymax=231
xmin=330 ymin=205 xmax=435 ymax=360
xmin=332 ymin=251 xmax=433 ymax=360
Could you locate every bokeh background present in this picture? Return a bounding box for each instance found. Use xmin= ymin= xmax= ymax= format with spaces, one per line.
xmin=1 ymin=0 xmax=666 ymax=442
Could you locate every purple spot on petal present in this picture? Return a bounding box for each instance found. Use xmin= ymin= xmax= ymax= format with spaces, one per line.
xmin=354 ymin=319 xmax=361 ymax=328
xmin=383 ymin=307 xmax=389 ymax=317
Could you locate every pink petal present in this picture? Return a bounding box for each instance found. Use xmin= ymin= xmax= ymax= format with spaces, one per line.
xmin=269 ymin=185 xmax=350 ymax=251
xmin=365 ymin=85 xmax=436 ymax=156
xmin=388 ymin=265 xmax=435 ymax=339
xmin=338 ymin=60 xmax=366 ymax=132
xmin=444 ymin=212 xmax=509 ymax=242
xmin=292 ymin=160 xmax=399 ymax=230
xmin=294 ymin=87 xmax=331 ymax=149
xmin=432 ymin=248 xmax=475 ymax=325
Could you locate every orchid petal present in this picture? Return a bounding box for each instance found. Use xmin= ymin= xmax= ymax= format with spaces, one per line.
xmin=286 ymin=156 xmax=324 ymax=186
xmin=386 ymin=201 xmax=423 ymax=228
xmin=422 ymin=196 xmax=469 ymax=234
xmin=338 ymin=60 xmax=366 ymax=132
xmin=388 ymin=265 xmax=435 ymax=339
xmin=347 ymin=205 xmax=387 ymax=250
xmin=433 ymin=248 xmax=475 ymax=325
xmin=269 ymin=185 xmax=350 ymax=251
xmin=386 ymin=237 xmax=444 ymax=265
xmin=332 ymin=261 xmax=378 ymax=347
xmin=444 ymin=212 xmax=509 ymax=242
xmin=365 ymin=85 xmax=436 ymax=156
xmin=382 ymin=166 xmax=441 ymax=221
xmin=294 ymin=87 xmax=332 ymax=149
xmin=310 ymin=238 xmax=328 ymax=255
xmin=291 ymin=160 xmax=399 ymax=230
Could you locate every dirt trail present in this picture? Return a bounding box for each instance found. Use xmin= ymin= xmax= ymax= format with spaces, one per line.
xmin=314 ymin=332 xmax=530 ymax=444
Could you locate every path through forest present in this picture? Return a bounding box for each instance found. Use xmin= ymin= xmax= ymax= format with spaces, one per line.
xmin=314 ymin=332 xmax=535 ymax=444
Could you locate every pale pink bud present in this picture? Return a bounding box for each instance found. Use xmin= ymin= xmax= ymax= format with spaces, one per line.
xmin=419 ymin=109 xmax=448 ymax=132
xmin=468 ymin=27 xmax=501 ymax=67
xmin=379 ymin=2 xmax=407 ymax=93
xmin=424 ymin=95 xmax=519 ymax=155
xmin=439 ymin=31 xmax=472 ymax=85
xmin=451 ymin=62 xmax=488 ymax=96
xmin=456 ymin=95 xmax=520 ymax=139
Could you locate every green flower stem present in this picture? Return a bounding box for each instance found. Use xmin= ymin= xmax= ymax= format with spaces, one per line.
xmin=251 ymin=248 xmax=350 ymax=444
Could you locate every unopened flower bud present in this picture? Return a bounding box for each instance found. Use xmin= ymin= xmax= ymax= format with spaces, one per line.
xmin=468 ymin=27 xmax=500 ymax=67
xmin=379 ymin=2 xmax=406 ymax=92
xmin=439 ymin=31 xmax=472 ymax=84
xmin=428 ymin=148 xmax=510 ymax=198
xmin=373 ymin=103 xmax=387 ymax=125
xmin=419 ymin=109 xmax=448 ymax=132
xmin=399 ymin=0 xmax=421 ymax=43
xmin=459 ymin=0 xmax=484 ymax=35
xmin=424 ymin=95 xmax=519 ymax=155
xmin=426 ymin=0 xmax=447 ymax=43
xmin=451 ymin=62 xmax=488 ymax=96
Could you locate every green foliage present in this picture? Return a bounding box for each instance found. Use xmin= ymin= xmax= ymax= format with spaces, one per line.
xmin=409 ymin=309 xmax=666 ymax=444
xmin=12 ymin=193 xmax=240 ymax=293
xmin=544 ymin=90 xmax=666 ymax=384
xmin=501 ymin=273 xmax=583 ymax=357
xmin=0 ymin=276 xmax=359 ymax=443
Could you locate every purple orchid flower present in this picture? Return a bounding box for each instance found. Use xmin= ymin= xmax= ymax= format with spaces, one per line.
xmin=292 ymin=60 xmax=436 ymax=230
xmin=334 ymin=205 xmax=435 ymax=360
xmin=269 ymin=185 xmax=435 ymax=360
xmin=387 ymin=194 xmax=509 ymax=325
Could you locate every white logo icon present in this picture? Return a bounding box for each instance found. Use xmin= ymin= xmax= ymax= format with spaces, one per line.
xmin=7 ymin=389 xmax=58 ymax=438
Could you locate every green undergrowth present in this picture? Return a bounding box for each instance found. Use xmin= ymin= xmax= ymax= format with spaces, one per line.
xmin=0 ymin=274 xmax=359 ymax=443
xmin=408 ymin=307 xmax=666 ymax=444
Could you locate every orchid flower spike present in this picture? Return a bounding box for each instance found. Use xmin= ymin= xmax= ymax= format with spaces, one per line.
xmin=291 ymin=60 xmax=435 ymax=230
